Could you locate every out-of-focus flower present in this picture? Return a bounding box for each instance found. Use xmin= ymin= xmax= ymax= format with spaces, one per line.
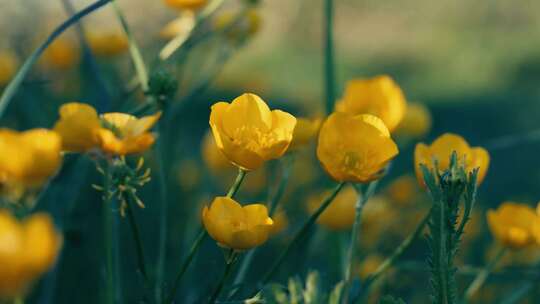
xmin=269 ymin=210 xmax=288 ymax=236
xmin=53 ymin=102 xmax=102 ymax=152
xmin=395 ymin=102 xmax=432 ymax=138
xmin=213 ymin=9 xmax=261 ymax=43
xmin=202 ymin=196 xmax=273 ymax=250
xmin=41 ymin=38 xmax=80 ymax=70
xmin=335 ymin=75 xmax=407 ymax=132
xmin=0 ymin=211 xmax=62 ymax=298
xmin=360 ymin=195 xmax=399 ymax=247
xmin=317 ymin=113 xmax=399 ymax=183
xmin=487 ymin=202 xmax=540 ymax=249
xmin=386 ymin=175 xmax=419 ymax=207
xmin=358 ymin=254 xmax=384 ymax=279
xmin=164 ymin=0 xmax=208 ymax=11
xmin=209 ymin=93 xmax=296 ymax=171
xmin=289 ymin=117 xmax=321 ymax=150
xmin=414 ymin=133 xmax=490 ymax=186
xmin=307 ymin=185 xmax=358 ymax=231
xmin=0 ymin=51 xmax=18 ymax=86
xmin=176 ymin=158 xmax=202 ymax=191
xmin=159 ymin=14 xmax=196 ymax=40
xmin=86 ymin=32 xmax=128 ymax=57
xmin=0 ymin=129 xmax=62 ymax=187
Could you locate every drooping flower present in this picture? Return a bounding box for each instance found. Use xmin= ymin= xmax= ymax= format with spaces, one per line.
xmin=164 ymin=0 xmax=208 ymax=11
xmin=0 ymin=51 xmax=18 ymax=86
xmin=202 ymin=197 xmax=273 ymax=250
xmin=0 ymin=211 xmax=62 ymax=298
xmin=289 ymin=117 xmax=321 ymax=150
xmin=209 ymin=93 xmax=296 ymax=171
xmin=307 ymin=185 xmax=358 ymax=231
xmin=414 ymin=133 xmax=490 ymax=186
xmin=86 ymin=31 xmax=128 ymax=57
xmin=395 ymin=102 xmax=432 ymax=138
xmin=487 ymin=202 xmax=540 ymax=249
xmin=317 ymin=112 xmax=399 ymax=183
xmin=335 ymin=75 xmax=407 ymax=132
xmin=53 ymin=102 xmax=102 ymax=152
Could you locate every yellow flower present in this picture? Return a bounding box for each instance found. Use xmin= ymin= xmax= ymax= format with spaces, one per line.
xmin=202 ymin=197 xmax=273 ymax=250
xmin=317 ymin=112 xmax=399 ymax=183
xmin=386 ymin=175 xmax=419 ymax=207
xmin=53 ymin=102 xmax=102 ymax=152
xmin=307 ymin=185 xmax=358 ymax=231
xmin=0 ymin=51 xmax=18 ymax=86
xmin=209 ymin=93 xmax=296 ymax=171
xmin=335 ymin=75 xmax=407 ymax=132
xmin=202 ymin=130 xmax=235 ymax=173
xmin=164 ymin=0 xmax=208 ymax=11
xmin=358 ymin=255 xmax=384 ymax=279
xmin=41 ymin=38 xmax=80 ymax=70
xmin=86 ymin=32 xmax=128 ymax=57
xmin=0 ymin=211 xmax=62 ymax=298
xmin=487 ymin=202 xmax=539 ymax=249
xmin=213 ymin=9 xmax=262 ymax=43
xmin=98 ymin=112 xmax=162 ymax=155
xmin=395 ymin=102 xmax=432 ymax=138
xmin=414 ymin=133 xmax=490 ymax=186
xmin=289 ymin=117 xmax=321 ymax=150
xmin=0 ymin=129 xmax=62 ymax=187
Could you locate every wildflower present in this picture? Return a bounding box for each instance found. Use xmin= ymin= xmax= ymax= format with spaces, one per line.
xmin=487 ymin=202 xmax=540 ymax=249
xmin=414 ymin=133 xmax=490 ymax=186
xmin=209 ymin=93 xmax=296 ymax=171
xmin=41 ymin=38 xmax=80 ymax=70
xmin=0 ymin=211 xmax=62 ymax=298
xmin=0 ymin=129 xmax=62 ymax=187
xmin=86 ymin=31 xmax=128 ymax=57
xmin=164 ymin=0 xmax=208 ymax=11
xmin=213 ymin=9 xmax=262 ymax=43
xmin=317 ymin=113 xmax=399 ymax=183
xmin=202 ymin=196 xmax=273 ymax=250
xmin=395 ymin=102 xmax=432 ymax=138
xmin=0 ymin=51 xmax=18 ymax=86
xmin=53 ymin=102 xmax=102 ymax=152
xmin=289 ymin=117 xmax=321 ymax=150
xmin=307 ymin=185 xmax=358 ymax=231
xmin=335 ymin=75 xmax=407 ymax=132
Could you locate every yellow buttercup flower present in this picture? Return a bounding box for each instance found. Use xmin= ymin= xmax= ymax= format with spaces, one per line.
xmin=0 ymin=129 xmax=62 ymax=187
xmin=0 ymin=51 xmax=18 ymax=86
xmin=395 ymin=102 xmax=432 ymax=138
xmin=289 ymin=117 xmax=321 ymax=150
xmin=164 ymin=0 xmax=208 ymax=11
xmin=41 ymin=38 xmax=80 ymax=70
xmin=86 ymin=32 xmax=128 ymax=57
xmin=487 ymin=202 xmax=539 ymax=249
xmin=414 ymin=133 xmax=490 ymax=186
xmin=213 ymin=9 xmax=262 ymax=43
xmin=317 ymin=112 xmax=399 ymax=183
xmin=335 ymin=75 xmax=407 ymax=132
xmin=202 ymin=130 xmax=235 ymax=173
xmin=202 ymin=197 xmax=274 ymax=250
xmin=209 ymin=93 xmax=296 ymax=171
xmin=0 ymin=211 xmax=62 ymax=298
xmin=307 ymin=185 xmax=358 ymax=231
xmin=53 ymin=102 xmax=102 ymax=152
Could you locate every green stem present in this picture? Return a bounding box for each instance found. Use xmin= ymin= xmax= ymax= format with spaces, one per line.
xmin=103 ymin=162 xmax=115 ymax=304
xmin=260 ymin=182 xmax=346 ymax=287
xmin=155 ymin=121 xmax=169 ymax=303
xmin=323 ymin=0 xmax=336 ymax=114
xmin=124 ymin=193 xmax=150 ymax=285
xmin=342 ymin=181 xmax=378 ymax=303
xmin=0 ymin=0 xmax=111 ymax=119
xmin=208 ymin=250 xmax=239 ymax=303
xmin=227 ymin=169 xmax=247 ymax=198
xmin=464 ymin=246 xmax=507 ymax=301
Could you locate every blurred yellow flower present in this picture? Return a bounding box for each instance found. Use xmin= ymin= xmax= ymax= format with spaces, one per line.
xmin=176 ymin=159 xmax=202 ymax=191
xmin=395 ymin=102 xmax=432 ymax=138
xmin=0 ymin=51 xmax=18 ymax=86
xmin=202 ymin=196 xmax=273 ymax=250
xmin=335 ymin=75 xmax=407 ymax=132
xmin=0 ymin=211 xmax=62 ymax=298
xmin=209 ymin=93 xmax=296 ymax=171
xmin=53 ymin=102 xmax=102 ymax=152
xmin=358 ymin=254 xmax=384 ymax=279
xmin=414 ymin=133 xmax=490 ymax=186
xmin=317 ymin=113 xmax=399 ymax=183
xmin=289 ymin=117 xmax=321 ymax=150
xmin=0 ymin=129 xmax=62 ymax=187
xmin=41 ymin=38 xmax=80 ymax=70
xmin=269 ymin=210 xmax=288 ymax=236
xmin=487 ymin=202 xmax=540 ymax=249
xmin=307 ymin=185 xmax=358 ymax=231
xmin=213 ymin=9 xmax=262 ymax=42
xmin=164 ymin=0 xmax=208 ymax=11
xmin=86 ymin=32 xmax=128 ymax=57
xmin=159 ymin=15 xmax=195 ymax=40
xmin=386 ymin=175 xmax=419 ymax=207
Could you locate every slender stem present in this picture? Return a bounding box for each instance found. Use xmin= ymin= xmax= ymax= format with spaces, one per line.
xmin=464 ymin=246 xmax=507 ymax=301
xmin=0 ymin=0 xmax=111 ymax=119
xmin=155 ymin=121 xmax=169 ymax=303
xmin=260 ymin=182 xmax=346 ymax=287
xmin=227 ymin=169 xmax=247 ymax=198
xmin=125 ymin=193 xmax=150 ymax=285
xmin=111 ymin=0 xmax=149 ymax=92
xmin=323 ymin=0 xmax=336 ymax=114
xmin=342 ymin=181 xmax=378 ymax=303
xmin=103 ymin=162 xmax=115 ymax=304
xmin=208 ymin=250 xmax=238 ymax=303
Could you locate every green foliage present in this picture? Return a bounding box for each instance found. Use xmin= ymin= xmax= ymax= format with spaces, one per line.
xmin=379 ymin=295 xmax=407 ymax=304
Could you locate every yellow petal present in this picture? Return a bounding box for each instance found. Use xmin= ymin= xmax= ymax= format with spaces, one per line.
xmin=124 ymin=112 xmax=162 ymax=137
xmin=221 ymin=93 xmax=273 ymax=137
xmin=54 ymin=102 xmax=101 ymax=152
xmin=470 ymin=147 xmax=490 ymax=184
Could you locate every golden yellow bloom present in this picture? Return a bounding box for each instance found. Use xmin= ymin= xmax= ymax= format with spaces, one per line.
xmin=487 ymin=202 xmax=539 ymax=249
xmin=202 ymin=197 xmax=273 ymax=250
xmin=53 ymin=102 xmax=102 ymax=152
xmin=307 ymin=185 xmax=358 ymax=231
xmin=0 ymin=211 xmax=62 ymax=298
xmin=209 ymin=93 xmax=296 ymax=171
xmin=414 ymin=133 xmax=490 ymax=186
xmin=41 ymin=38 xmax=80 ymax=70
xmin=335 ymin=75 xmax=407 ymax=132
xmin=386 ymin=175 xmax=419 ymax=207
xmin=86 ymin=32 xmax=128 ymax=57
xmin=317 ymin=112 xmax=399 ymax=183
xmin=395 ymin=102 xmax=432 ymax=138
xmin=289 ymin=118 xmax=321 ymax=150
xmin=0 ymin=51 xmax=18 ymax=86
xmin=164 ymin=0 xmax=208 ymax=11
xmin=213 ymin=9 xmax=262 ymax=42
xmin=0 ymin=129 xmax=62 ymax=187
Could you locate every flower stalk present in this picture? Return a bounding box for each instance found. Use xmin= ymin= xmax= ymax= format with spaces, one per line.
xmin=207 ymin=249 xmax=239 ymax=303
xmin=464 ymin=246 xmax=507 ymax=301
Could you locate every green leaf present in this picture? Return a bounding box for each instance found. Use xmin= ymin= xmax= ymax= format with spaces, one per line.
xmin=303 ymin=270 xmax=321 ymax=304
xmin=288 ymin=277 xmax=303 ymax=304
xmin=328 ymin=281 xmax=344 ymax=304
